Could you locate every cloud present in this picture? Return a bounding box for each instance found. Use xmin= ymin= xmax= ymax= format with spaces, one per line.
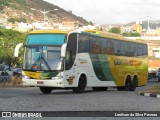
xmin=44 ymin=0 xmax=160 ymax=24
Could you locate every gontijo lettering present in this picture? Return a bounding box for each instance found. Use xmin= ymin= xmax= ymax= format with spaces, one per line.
xmin=114 ymin=59 xmax=142 ymax=66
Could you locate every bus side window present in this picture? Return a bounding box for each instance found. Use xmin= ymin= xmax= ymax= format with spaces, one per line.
xmin=89 ymin=36 xmax=101 ymax=54
xmin=65 ymin=33 xmax=77 ymax=70
xmin=121 ymin=42 xmax=125 ymax=56
xmin=130 ymin=43 xmax=137 ymax=57
xmin=125 ymin=43 xmax=131 ymax=56
xmin=78 ymin=34 xmax=89 ymax=53
xmin=101 ymin=38 xmax=109 ymax=54
xmin=137 ymin=44 xmax=143 ymax=56
xmin=104 ymin=39 xmax=114 ymax=55
xmin=65 ymin=49 xmax=72 ymax=69
xmin=127 ymin=43 xmax=132 ymax=56
xmin=114 ymin=40 xmax=121 ymax=55
xmin=142 ymin=44 xmax=148 ymax=56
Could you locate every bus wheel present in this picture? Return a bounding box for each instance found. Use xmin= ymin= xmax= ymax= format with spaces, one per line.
xmin=117 ymin=78 xmax=131 ymax=91
xmin=40 ymin=87 xmax=52 ymax=94
xmin=124 ymin=77 xmax=131 ymax=91
xmin=73 ymin=76 xmax=86 ymax=93
xmin=92 ymin=87 xmax=108 ymax=91
xmin=130 ymin=77 xmax=138 ymax=91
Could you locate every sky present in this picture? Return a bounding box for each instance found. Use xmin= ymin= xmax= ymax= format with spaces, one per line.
xmin=44 ymin=0 xmax=160 ymax=24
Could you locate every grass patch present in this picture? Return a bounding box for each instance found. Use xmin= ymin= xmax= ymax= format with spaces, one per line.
xmin=0 ymin=76 xmax=22 ymax=88
xmin=144 ymin=84 xmax=160 ymax=94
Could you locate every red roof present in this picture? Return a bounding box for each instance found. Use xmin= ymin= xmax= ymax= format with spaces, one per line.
xmin=149 ymin=60 xmax=160 ymax=67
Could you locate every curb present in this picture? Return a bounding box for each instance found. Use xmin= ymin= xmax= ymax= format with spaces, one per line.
xmin=139 ymin=92 xmax=160 ymax=98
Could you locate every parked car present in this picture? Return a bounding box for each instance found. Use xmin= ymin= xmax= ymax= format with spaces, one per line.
xmin=156 ymin=68 xmax=160 ymax=82
xmin=148 ymin=72 xmax=157 ymax=79
xmin=13 ymin=68 xmax=22 ymax=77
xmin=0 ymin=64 xmax=13 ymax=76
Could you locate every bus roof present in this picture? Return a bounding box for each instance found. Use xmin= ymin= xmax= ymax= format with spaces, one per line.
xmin=98 ymin=31 xmax=147 ymax=44
xmin=29 ymin=29 xmax=146 ymax=45
xmin=29 ymin=29 xmax=70 ymax=34
xmin=84 ymin=30 xmax=147 ymax=44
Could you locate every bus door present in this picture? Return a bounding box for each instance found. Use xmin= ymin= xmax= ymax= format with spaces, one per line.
xmin=64 ymin=33 xmax=78 ymax=86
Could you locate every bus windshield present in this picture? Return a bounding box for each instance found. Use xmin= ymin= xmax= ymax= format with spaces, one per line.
xmin=23 ymin=34 xmax=66 ymax=71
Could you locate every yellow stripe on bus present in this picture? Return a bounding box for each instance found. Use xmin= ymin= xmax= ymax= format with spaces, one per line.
xmin=24 ymin=71 xmax=42 ymax=79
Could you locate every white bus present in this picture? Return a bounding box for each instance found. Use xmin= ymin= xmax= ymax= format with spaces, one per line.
xmin=15 ymin=30 xmax=148 ymax=94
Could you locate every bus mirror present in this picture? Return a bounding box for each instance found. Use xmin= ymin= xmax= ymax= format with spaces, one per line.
xmin=14 ymin=43 xmax=23 ymax=57
xmin=61 ymin=43 xmax=67 ymax=57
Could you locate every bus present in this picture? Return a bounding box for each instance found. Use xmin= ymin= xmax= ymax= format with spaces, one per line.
xmin=14 ymin=30 xmax=148 ymax=94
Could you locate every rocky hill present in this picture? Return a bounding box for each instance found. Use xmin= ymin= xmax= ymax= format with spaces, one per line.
xmin=0 ymin=0 xmax=90 ymax=25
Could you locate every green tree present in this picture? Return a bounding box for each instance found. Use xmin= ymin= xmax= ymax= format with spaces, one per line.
xmin=8 ymin=17 xmax=27 ymax=23
xmin=122 ymin=32 xmax=141 ymax=37
xmin=108 ymin=27 xmax=121 ymax=34
xmin=7 ymin=18 xmax=16 ymax=24
xmin=17 ymin=17 xmax=27 ymax=23
xmin=0 ymin=28 xmax=26 ymax=67
xmin=0 ymin=0 xmax=10 ymax=10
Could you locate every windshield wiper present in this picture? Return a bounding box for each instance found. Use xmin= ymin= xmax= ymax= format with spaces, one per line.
xmin=30 ymin=47 xmax=51 ymax=71
xmin=41 ymin=55 xmax=51 ymax=71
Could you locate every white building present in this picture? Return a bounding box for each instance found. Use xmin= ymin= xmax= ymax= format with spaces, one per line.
xmin=124 ymin=26 xmax=132 ymax=32
xmin=18 ymin=22 xmax=54 ymax=31
xmin=152 ymin=48 xmax=160 ymax=58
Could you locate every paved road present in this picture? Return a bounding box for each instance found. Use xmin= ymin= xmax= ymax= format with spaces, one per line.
xmin=0 ymin=79 xmax=159 ymax=111
xmin=0 ymin=79 xmax=159 ymax=119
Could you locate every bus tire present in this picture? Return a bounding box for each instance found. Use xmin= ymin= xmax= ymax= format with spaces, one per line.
xmin=92 ymin=87 xmax=108 ymax=91
xmin=72 ymin=75 xmax=86 ymax=93
xmin=40 ymin=87 xmax=52 ymax=94
xmin=117 ymin=76 xmax=131 ymax=91
xmin=117 ymin=87 xmax=125 ymax=91
xmin=124 ymin=77 xmax=131 ymax=91
xmin=130 ymin=76 xmax=138 ymax=91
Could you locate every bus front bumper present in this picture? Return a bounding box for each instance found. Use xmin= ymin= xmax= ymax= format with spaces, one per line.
xmin=22 ymin=78 xmax=64 ymax=88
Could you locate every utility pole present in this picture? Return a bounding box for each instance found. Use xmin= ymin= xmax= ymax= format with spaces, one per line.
xmin=40 ymin=9 xmax=58 ymax=23
xmin=147 ymin=16 xmax=150 ymax=30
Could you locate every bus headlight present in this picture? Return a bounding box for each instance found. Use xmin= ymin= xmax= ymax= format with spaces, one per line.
xmin=23 ymin=75 xmax=30 ymax=79
xmin=52 ymin=76 xmax=63 ymax=80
